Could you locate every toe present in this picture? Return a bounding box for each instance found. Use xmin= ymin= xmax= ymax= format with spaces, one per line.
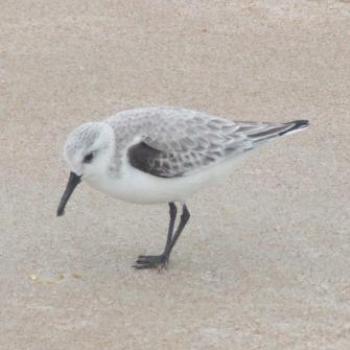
xmin=133 ymin=262 xmax=157 ymax=269
xmin=133 ymin=254 xmax=169 ymax=270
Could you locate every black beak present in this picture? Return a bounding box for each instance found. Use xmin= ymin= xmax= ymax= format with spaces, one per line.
xmin=57 ymin=172 xmax=81 ymax=217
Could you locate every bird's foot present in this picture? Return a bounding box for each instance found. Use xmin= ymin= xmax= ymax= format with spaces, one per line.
xmin=133 ymin=254 xmax=169 ymax=270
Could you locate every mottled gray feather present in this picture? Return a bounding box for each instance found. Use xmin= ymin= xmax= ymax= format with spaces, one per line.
xmin=106 ymin=107 xmax=302 ymax=178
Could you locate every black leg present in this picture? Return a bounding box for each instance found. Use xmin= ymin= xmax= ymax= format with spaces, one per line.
xmin=163 ymin=202 xmax=177 ymax=253
xmin=134 ymin=203 xmax=190 ymax=270
xmin=134 ymin=202 xmax=177 ymax=269
xmin=164 ymin=204 xmax=190 ymax=257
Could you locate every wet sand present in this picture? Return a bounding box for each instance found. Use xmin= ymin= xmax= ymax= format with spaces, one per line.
xmin=1 ymin=1 xmax=350 ymax=349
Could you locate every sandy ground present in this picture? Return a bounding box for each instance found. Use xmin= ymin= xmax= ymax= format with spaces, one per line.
xmin=1 ymin=0 xmax=350 ymax=349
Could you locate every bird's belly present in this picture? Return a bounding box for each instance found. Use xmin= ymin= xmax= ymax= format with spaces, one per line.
xmin=85 ymin=159 xmax=237 ymax=204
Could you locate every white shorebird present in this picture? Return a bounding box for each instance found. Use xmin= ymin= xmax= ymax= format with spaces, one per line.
xmin=57 ymin=107 xmax=309 ymax=269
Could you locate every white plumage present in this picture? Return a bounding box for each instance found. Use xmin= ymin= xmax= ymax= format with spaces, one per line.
xmin=62 ymin=107 xmax=308 ymax=203
xmin=57 ymin=107 xmax=309 ymax=269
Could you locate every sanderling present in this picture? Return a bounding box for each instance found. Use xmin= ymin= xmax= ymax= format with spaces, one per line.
xmin=57 ymin=107 xmax=309 ymax=269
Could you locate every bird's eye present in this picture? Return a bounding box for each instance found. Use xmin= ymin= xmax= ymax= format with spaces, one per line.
xmin=83 ymin=152 xmax=94 ymax=163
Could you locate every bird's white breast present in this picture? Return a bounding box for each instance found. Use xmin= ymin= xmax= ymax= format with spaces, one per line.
xmin=84 ymin=157 xmax=238 ymax=204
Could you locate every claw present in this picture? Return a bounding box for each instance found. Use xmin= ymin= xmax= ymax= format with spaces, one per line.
xmin=133 ymin=263 xmax=158 ymax=269
xmin=133 ymin=254 xmax=169 ymax=270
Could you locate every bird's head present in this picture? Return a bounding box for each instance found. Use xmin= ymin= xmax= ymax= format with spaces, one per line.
xmin=57 ymin=122 xmax=115 ymax=216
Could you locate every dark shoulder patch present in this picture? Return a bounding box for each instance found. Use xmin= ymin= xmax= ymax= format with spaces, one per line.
xmin=128 ymin=141 xmax=183 ymax=178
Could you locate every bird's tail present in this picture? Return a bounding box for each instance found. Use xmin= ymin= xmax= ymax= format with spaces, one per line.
xmin=247 ymin=119 xmax=309 ymax=144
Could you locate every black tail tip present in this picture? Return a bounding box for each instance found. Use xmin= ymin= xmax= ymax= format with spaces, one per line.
xmin=279 ymin=119 xmax=309 ymax=136
xmin=292 ymin=119 xmax=309 ymax=129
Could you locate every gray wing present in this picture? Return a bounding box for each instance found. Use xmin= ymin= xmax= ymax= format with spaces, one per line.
xmin=124 ymin=108 xmax=305 ymax=178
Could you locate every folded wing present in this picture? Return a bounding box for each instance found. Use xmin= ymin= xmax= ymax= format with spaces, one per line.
xmin=127 ymin=112 xmax=308 ymax=178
